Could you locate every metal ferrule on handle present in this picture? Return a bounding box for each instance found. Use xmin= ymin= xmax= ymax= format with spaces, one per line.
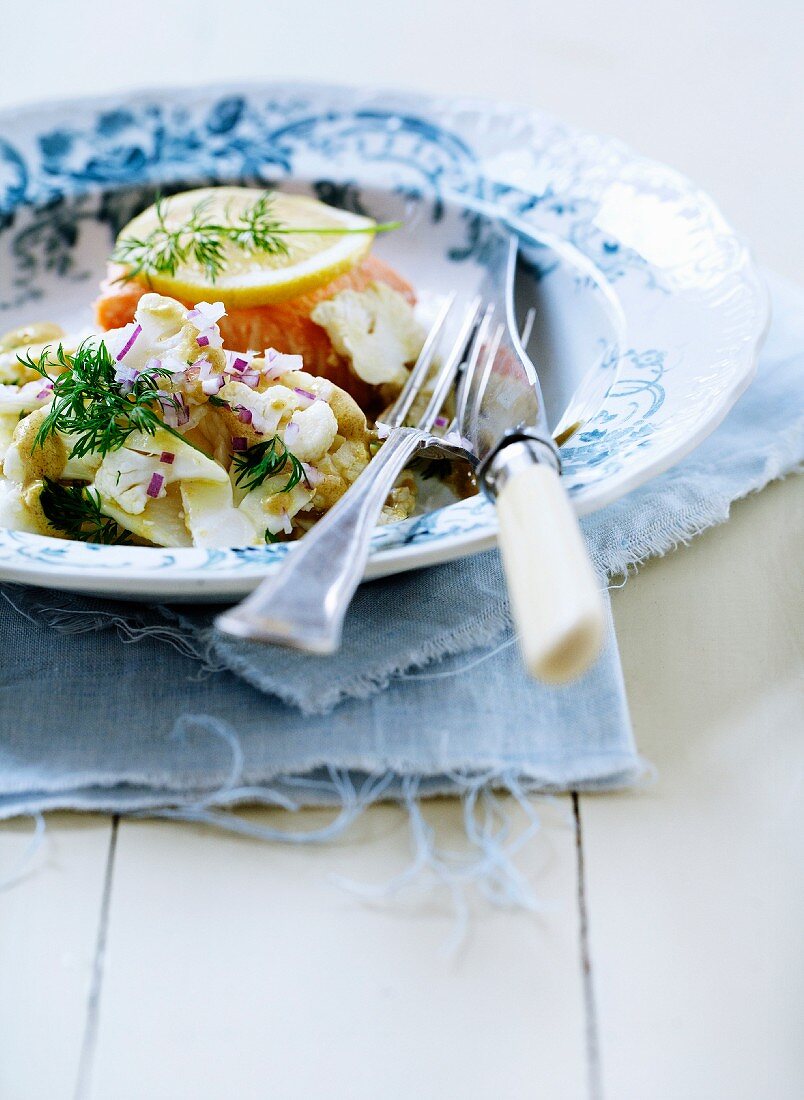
xmin=477 ymin=429 xmax=561 ymax=498
xmin=480 ymin=434 xmax=606 ymax=684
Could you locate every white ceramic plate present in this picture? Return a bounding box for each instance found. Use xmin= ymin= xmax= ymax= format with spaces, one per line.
xmin=0 ymin=83 xmax=768 ymax=599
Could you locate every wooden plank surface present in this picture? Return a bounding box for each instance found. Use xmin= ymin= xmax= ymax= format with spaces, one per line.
xmin=583 ymin=475 xmax=804 ymax=1100
xmin=86 ymin=799 xmax=588 ymax=1100
xmin=0 ymin=815 xmax=113 ymax=1100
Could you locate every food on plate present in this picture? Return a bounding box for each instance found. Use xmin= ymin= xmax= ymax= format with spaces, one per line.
xmin=94 ymin=188 xmax=423 ymax=410
xmin=0 ymin=293 xmax=392 ymax=547
xmin=0 ymin=187 xmax=467 ymax=550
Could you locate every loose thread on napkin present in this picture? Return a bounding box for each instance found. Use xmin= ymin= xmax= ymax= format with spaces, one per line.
xmin=396 ymin=634 xmax=519 ymax=681
xmin=333 ymin=772 xmax=554 ymax=956
xmin=130 ymin=714 xmax=397 ymax=842
xmin=124 ymin=713 xmax=561 ymax=948
xmin=0 ymin=813 xmax=45 ymax=893
xmin=0 ymin=587 xmax=226 ymax=676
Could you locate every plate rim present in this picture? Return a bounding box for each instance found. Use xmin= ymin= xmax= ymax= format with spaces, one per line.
xmin=0 ymin=80 xmax=770 ymax=598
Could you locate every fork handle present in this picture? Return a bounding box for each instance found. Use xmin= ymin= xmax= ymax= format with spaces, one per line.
xmin=215 ymin=427 xmax=428 ymax=651
xmin=493 ymin=457 xmax=606 ymax=683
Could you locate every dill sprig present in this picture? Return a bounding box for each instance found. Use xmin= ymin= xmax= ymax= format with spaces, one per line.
xmin=18 ymin=340 xmax=191 ymax=460
xmin=232 ymin=436 xmax=306 ymax=495
xmin=111 ymin=192 xmax=401 ymax=284
xmin=39 ymin=478 xmax=132 ymax=545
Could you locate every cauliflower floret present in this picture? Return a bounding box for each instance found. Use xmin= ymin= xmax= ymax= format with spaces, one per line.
xmin=310 ymin=281 xmax=425 ymax=386
xmin=214 ymin=366 xmax=371 ymax=528
xmin=180 ymin=480 xmax=259 ymax=548
xmin=103 ymin=293 xmax=227 ymax=380
xmin=287 ymin=400 xmax=338 ymax=463
xmin=239 ymin=476 xmax=316 ymax=537
xmin=0 ymin=380 xmax=53 ymax=415
xmin=93 ymin=429 xmax=226 ymax=515
xmin=94 ymin=449 xmax=164 ymax=514
xmin=218 ymin=380 xmax=300 ymax=436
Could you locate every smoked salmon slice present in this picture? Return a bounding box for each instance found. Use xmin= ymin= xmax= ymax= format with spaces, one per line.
xmin=95 ymin=256 xmax=416 ymax=406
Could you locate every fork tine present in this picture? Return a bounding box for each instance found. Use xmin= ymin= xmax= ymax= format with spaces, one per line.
xmin=383 ymin=291 xmax=457 ymax=429
xmin=467 ymin=321 xmax=505 ymax=448
xmin=519 ymin=306 xmax=536 ymax=348
xmin=453 ymin=302 xmax=495 ymax=436
xmin=417 ymin=297 xmax=481 ymax=430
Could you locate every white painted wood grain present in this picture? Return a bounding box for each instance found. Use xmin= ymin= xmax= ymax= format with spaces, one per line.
xmin=0 ymin=814 xmax=113 ymax=1100
xmin=583 ymin=475 xmax=804 ymax=1100
xmin=87 ymin=798 xmax=588 ymax=1100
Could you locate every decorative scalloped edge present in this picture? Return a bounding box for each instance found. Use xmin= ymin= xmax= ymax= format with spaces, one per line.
xmin=0 ymin=83 xmax=768 ymax=594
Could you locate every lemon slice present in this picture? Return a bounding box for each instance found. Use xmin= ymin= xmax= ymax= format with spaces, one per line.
xmin=116 ymin=187 xmax=377 ymax=308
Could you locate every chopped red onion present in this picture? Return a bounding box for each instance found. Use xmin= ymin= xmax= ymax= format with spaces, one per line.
xmin=114 ymin=364 xmax=140 ymax=385
xmin=36 ymin=387 xmax=52 ymax=400
xmin=301 ymin=462 xmax=324 ymax=486
xmin=264 ymin=350 xmax=303 ymax=379
xmin=235 ymin=405 xmax=253 ymax=424
xmin=240 ymin=371 xmax=261 ymax=389
xmin=187 ymin=302 xmax=226 ymax=327
xmin=434 ymin=415 xmax=449 ymax=428
xmin=283 ymin=420 xmax=300 ymax=445
xmin=115 ymin=324 xmax=142 ymax=362
xmin=196 ymin=326 xmax=223 ymax=351
xmin=231 ymin=436 xmax=248 ymax=452
xmin=146 ymin=472 xmax=165 ymax=498
xmin=293 ymin=387 xmax=317 ymax=403
xmin=159 ymin=451 xmax=175 ymax=464
xmin=162 ymin=394 xmax=190 ymax=429
xmin=225 ymin=351 xmax=252 ymax=373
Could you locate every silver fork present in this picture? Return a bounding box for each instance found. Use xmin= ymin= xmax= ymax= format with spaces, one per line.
xmin=214 ymin=296 xmax=482 ymax=651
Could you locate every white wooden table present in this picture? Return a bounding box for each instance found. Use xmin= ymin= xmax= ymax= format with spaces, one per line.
xmin=1 ymin=3 xmax=802 ymax=1097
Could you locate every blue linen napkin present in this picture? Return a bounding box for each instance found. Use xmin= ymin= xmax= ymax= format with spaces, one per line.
xmin=0 ymin=272 xmax=802 ymax=831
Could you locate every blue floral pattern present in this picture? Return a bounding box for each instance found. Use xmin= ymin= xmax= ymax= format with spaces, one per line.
xmin=0 ymin=84 xmax=767 ymax=595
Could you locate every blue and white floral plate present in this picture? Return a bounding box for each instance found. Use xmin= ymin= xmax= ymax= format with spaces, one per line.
xmin=0 ymin=83 xmax=768 ymax=599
